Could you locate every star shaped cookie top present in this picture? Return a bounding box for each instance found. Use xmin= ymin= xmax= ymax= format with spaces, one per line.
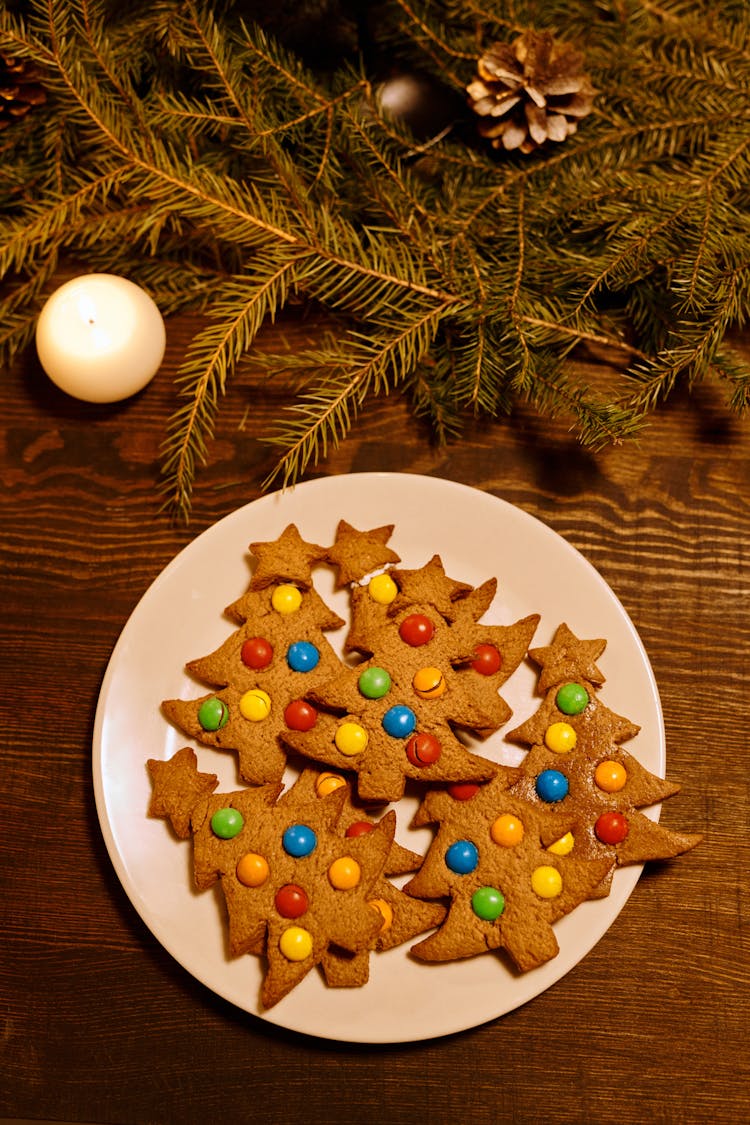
xmin=528 ymin=623 xmax=606 ymax=692
xmin=389 ymin=555 xmax=472 ymax=619
xmin=326 ymin=520 xmax=401 ymax=588
xmin=248 ymin=524 xmax=328 ymax=590
xmin=147 ymin=747 xmax=218 ymax=839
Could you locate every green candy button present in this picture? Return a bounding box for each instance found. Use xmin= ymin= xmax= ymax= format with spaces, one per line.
xmin=210 ymin=807 xmax=244 ymax=839
xmin=471 ymin=885 xmax=505 ymax=921
xmin=555 ymin=682 xmax=589 ymax=716
xmin=198 ymin=696 xmax=230 ymax=731
xmin=358 ymin=666 xmax=392 ymax=699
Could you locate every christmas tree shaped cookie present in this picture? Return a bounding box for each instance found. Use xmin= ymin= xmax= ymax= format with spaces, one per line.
xmin=161 ymin=524 xmax=347 ymax=785
xmin=278 ymin=767 xmax=446 ymax=987
xmin=405 ymin=769 xmax=614 ymax=970
xmin=505 ymin=623 xmax=702 ymax=895
xmin=147 ymin=751 xmax=444 ymax=1006
xmin=283 ymin=555 xmax=539 ymax=801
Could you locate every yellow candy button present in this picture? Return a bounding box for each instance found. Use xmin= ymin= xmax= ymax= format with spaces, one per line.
xmin=239 ymin=688 xmax=271 ymax=721
xmin=271 ymin=584 xmax=302 ymax=614
xmin=531 ymin=865 xmax=563 ymax=899
xmin=315 ymin=771 xmax=347 ymax=798
xmin=490 ymin=813 xmax=524 ymax=848
xmin=279 ymin=925 xmax=313 ymax=961
xmin=544 ymin=721 xmax=577 ymax=754
xmin=368 ymin=573 xmax=398 ymax=605
xmin=594 ymin=760 xmax=628 ymax=793
xmin=412 ymin=666 xmax=446 ymax=700
xmin=334 ymin=721 xmax=368 ymax=756
xmin=369 ymin=898 xmax=394 ymax=933
xmin=328 ymin=856 xmax=361 ymax=890
xmin=547 ymin=831 xmax=575 ymax=857
xmin=236 ymin=852 xmax=270 ymax=887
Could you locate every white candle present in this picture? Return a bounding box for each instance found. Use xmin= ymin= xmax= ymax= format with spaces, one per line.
xmin=36 ymin=273 xmax=166 ymax=403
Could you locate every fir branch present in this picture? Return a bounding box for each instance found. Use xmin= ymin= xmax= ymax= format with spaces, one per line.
xmin=161 ymin=256 xmax=305 ymax=516
xmin=263 ymin=303 xmax=447 ymax=488
xmin=2 ymin=0 xmax=750 ymax=517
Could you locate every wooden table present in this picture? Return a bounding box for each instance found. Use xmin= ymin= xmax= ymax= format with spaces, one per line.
xmin=2 ymin=309 xmax=747 ymax=1125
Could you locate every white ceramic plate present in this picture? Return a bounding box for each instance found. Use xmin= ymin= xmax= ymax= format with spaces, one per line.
xmin=93 ymin=473 xmax=664 ymax=1043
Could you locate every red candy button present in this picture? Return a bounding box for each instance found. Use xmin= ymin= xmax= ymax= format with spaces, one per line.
xmin=406 ymin=732 xmax=442 ymax=767
xmin=399 ymin=614 xmax=435 ymax=647
xmin=345 ymin=820 xmax=374 ymax=838
xmin=595 ymin=811 xmax=630 ymax=845
xmin=284 ymin=699 xmax=318 ymax=731
xmin=448 ymin=782 xmax=480 ymax=800
xmin=241 ymin=636 xmax=273 ymax=669
xmin=275 ymin=883 xmax=309 ymax=919
xmin=471 ymin=644 xmax=502 ymax=675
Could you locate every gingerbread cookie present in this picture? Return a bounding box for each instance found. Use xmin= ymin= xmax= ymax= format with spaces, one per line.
xmin=406 ymin=769 xmax=614 ymax=971
xmin=506 ymin=624 xmax=702 ymax=896
xmin=283 ymin=559 xmax=539 ymax=801
xmin=147 ymin=751 xmax=444 ymax=1006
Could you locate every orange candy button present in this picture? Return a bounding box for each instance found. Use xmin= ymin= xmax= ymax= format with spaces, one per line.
xmin=412 ymin=666 xmax=446 ymax=699
xmin=490 ymin=813 xmax=524 ymax=847
xmin=328 ymin=856 xmax=361 ymax=890
xmin=315 ymin=771 xmax=347 ymax=797
xmin=369 ymin=898 xmax=394 ymax=933
xmin=594 ymin=760 xmax=628 ymax=792
xmin=236 ymin=852 xmax=269 ymax=887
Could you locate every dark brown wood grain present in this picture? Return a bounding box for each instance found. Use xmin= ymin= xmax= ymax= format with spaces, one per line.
xmin=1 ymin=308 xmax=748 ymax=1125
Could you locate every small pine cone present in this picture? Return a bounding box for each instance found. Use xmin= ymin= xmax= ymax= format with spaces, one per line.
xmin=467 ymin=31 xmax=595 ymax=154
xmin=0 ymin=52 xmax=47 ymax=131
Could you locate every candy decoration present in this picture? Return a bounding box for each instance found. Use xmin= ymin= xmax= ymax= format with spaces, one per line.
xmin=275 ymin=883 xmax=309 ymax=919
xmin=547 ymin=831 xmax=575 ymax=856
xmin=531 ymin=865 xmax=563 ymax=899
xmin=490 ymin=813 xmax=524 ymax=847
xmin=412 ymin=666 xmax=446 ymax=700
xmin=471 ymin=643 xmax=502 ymax=676
xmin=345 ymin=820 xmax=374 ymax=838
xmin=210 ymin=806 xmax=244 ymax=839
xmin=328 ymin=856 xmax=361 ymax=890
xmin=382 ymin=704 xmax=417 ymax=738
xmin=240 ymin=636 xmax=273 ymax=669
xmin=236 ymin=852 xmax=270 ymax=886
xmin=279 ymin=925 xmax=313 ymax=961
xmin=406 ymin=731 xmax=442 ymax=767
xmin=595 ymin=810 xmax=630 ymax=844
xmin=284 ymin=699 xmax=318 ymax=731
xmin=448 ymin=782 xmax=480 ymax=801
xmin=286 ymin=640 xmax=320 ymax=673
xmin=358 ymin=666 xmax=392 ymax=699
xmin=472 ymin=885 xmax=505 ymax=921
xmin=369 ymin=897 xmax=394 ymax=933
xmin=594 ymin=760 xmax=628 ymax=793
xmin=198 ymin=696 xmax=229 ymax=731
xmin=544 ymin=721 xmax=577 ymax=754
xmin=368 ymin=573 xmax=398 ymax=604
xmin=398 ymin=613 xmax=435 ymax=646
xmin=239 ymin=688 xmax=272 ymax=721
xmin=445 ymin=839 xmax=479 ymax=874
xmin=282 ymin=823 xmax=317 ymax=857
xmin=315 ymin=771 xmax=346 ymax=797
xmin=555 ymin=682 xmax=590 ymax=715
xmin=334 ymin=721 xmax=368 ymax=756
xmin=271 ymin=584 xmax=302 ymax=614
xmin=535 ymin=769 xmax=569 ymax=803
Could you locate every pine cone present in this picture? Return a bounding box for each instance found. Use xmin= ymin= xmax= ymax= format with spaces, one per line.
xmin=467 ymin=31 xmax=595 ymax=154
xmin=0 ymin=52 xmax=47 ymax=131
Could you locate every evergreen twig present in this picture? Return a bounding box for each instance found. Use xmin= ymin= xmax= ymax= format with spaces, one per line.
xmin=0 ymin=0 xmax=748 ymax=519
